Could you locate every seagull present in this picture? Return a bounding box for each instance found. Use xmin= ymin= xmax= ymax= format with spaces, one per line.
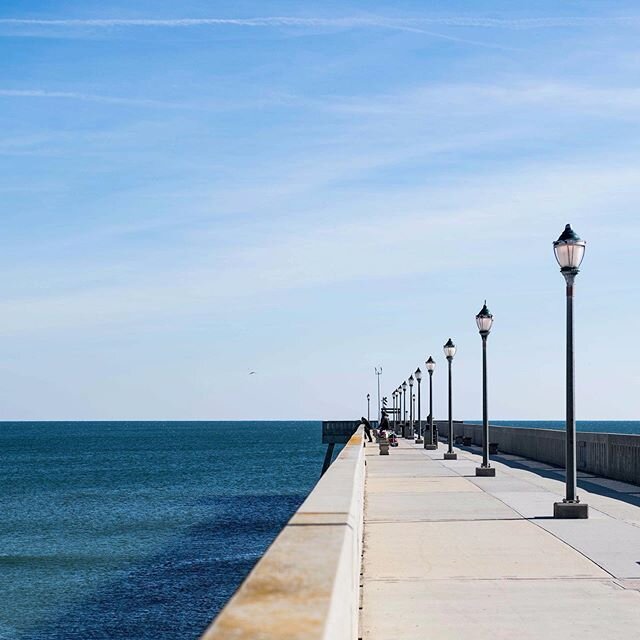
xmin=249 ymin=371 xmax=256 ymax=375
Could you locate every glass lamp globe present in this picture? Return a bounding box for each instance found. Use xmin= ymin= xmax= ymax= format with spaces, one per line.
xmin=415 ymin=367 xmax=422 ymax=381
xmin=443 ymin=338 xmax=457 ymax=359
xmin=476 ymin=301 xmax=494 ymax=334
xmin=553 ymin=224 xmax=586 ymax=271
xmin=425 ymin=356 xmax=436 ymax=373
xmin=402 ymin=381 xmax=407 ymax=391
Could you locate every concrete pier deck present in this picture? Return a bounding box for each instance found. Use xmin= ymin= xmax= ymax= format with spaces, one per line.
xmin=361 ymin=439 xmax=640 ymax=639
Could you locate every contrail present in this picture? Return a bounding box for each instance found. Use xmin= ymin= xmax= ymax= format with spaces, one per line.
xmin=0 ymin=89 xmax=186 ymax=108
xmin=0 ymin=16 xmax=637 ymax=29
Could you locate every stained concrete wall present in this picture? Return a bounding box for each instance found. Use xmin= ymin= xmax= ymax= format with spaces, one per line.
xmin=446 ymin=423 xmax=640 ymax=486
xmin=200 ymin=426 xmax=365 ymax=640
xmin=323 ymin=420 xmax=378 ymax=443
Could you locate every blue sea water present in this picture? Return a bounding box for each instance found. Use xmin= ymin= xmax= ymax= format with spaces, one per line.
xmin=468 ymin=420 xmax=640 ymax=435
xmin=0 ymin=421 xmax=327 ymax=640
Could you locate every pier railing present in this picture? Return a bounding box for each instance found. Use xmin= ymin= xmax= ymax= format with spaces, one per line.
xmin=200 ymin=425 xmax=365 ymax=640
xmin=446 ymin=422 xmax=640 ymax=485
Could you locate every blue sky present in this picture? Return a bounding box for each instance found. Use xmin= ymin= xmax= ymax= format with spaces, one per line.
xmin=0 ymin=1 xmax=639 ymax=420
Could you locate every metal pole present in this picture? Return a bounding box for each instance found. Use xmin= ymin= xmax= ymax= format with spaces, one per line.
xmin=403 ymin=387 xmax=407 ymax=433
xmin=412 ymin=394 xmax=416 ymax=435
xmin=417 ymin=380 xmax=422 ymax=439
xmin=367 ymin=395 xmax=370 ymax=422
xmin=482 ymin=334 xmax=489 ymax=467
xmin=375 ymin=367 xmax=382 ymax=423
xmin=429 ymin=371 xmax=434 ymax=447
xmin=409 ymin=389 xmax=413 ymax=436
xmin=475 ymin=332 xmax=495 ymax=475
xmin=565 ymin=273 xmax=577 ymax=502
xmin=443 ymin=357 xmax=456 ymax=459
xmin=448 ymin=358 xmax=453 ymax=453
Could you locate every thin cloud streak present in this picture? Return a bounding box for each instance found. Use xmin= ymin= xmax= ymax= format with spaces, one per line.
xmin=1 ymin=15 xmax=639 ymax=30
xmin=0 ymin=89 xmax=188 ymax=109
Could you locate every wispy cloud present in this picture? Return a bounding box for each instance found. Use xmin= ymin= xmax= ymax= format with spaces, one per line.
xmin=0 ymin=89 xmax=187 ymax=109
xmin=0 ymin=89 xmax=294 ymax=112
xmin=0 ymin=16 xmax=639 ymax=29
xmin=317 ymin=82 xmax=640 ymax=117
xmin=2 ymin=155 xmax=638 ymax=335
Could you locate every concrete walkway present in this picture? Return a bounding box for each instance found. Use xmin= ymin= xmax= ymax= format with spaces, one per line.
xmin=361 ymin=438 xmax=640 ymax=639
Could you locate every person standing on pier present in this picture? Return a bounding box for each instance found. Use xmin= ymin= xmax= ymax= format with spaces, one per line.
xmin=361 ymin=417 xmax=373 ymax=442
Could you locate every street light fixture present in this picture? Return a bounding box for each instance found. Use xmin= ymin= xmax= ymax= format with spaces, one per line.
xmin=475 ymin=302 xmax=496 ymax=477
xmin=367 ymin=393 xmax=371 ymax=423
xmin=553 ymin=224 xmax=588 ymax=519
xmin=402 ymin=380 xmax=408 ymax=438
xmin=424 ymin=356 xmax=437 ymax=450
xmin=443 ymin=339 xmax=457 ymax=460
xmin=415 ymin=368 xmax=423 ymax=444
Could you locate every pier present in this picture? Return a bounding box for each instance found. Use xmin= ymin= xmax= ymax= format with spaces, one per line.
xmin=202 ymin=426 xmax=640 ymax=639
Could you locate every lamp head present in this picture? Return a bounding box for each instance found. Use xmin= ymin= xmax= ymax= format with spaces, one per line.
xmin=553 ymin=224 xmax=586 ymax=274
xmin=476 ymin=300 xmax=494 ymax=335
xmin=443 ymin=338 xmax=457 ymax=360
xmin=425 ymin=356 xmax=436 ymax=373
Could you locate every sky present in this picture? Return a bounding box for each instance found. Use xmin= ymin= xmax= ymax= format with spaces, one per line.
xmin=0 ymin=0 xmax=639 ymax=421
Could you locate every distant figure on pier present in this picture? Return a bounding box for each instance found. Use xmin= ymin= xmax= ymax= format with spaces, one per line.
xmin=379 ymin=411 xmax=389 ymax=432
xmin=361 ymin=417 xmax=373 ymax=442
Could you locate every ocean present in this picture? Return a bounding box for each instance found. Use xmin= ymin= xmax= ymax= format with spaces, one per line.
xmin=0 ymin=421 xmax=327 ymax=640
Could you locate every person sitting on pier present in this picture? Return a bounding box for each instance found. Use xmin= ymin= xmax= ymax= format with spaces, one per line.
xmin=361 ymin=417 xmax=373 ymax=442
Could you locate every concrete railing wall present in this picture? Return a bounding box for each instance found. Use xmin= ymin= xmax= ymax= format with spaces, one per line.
xmin=201 ymin=426 xmax=365 ymax=640
xmin=446 ymin=423 xmax=640 ymax=486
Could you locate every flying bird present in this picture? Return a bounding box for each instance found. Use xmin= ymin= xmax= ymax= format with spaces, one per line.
xmin=249 ymin=371 xmax=256 ymax=375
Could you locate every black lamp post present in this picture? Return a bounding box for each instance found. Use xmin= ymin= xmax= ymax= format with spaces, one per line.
xmin=375 ymin=366 xmax=382 ymax=422
xmin=443 ymin=339 xmax=457 ymax=460
xmin=397 ymin=386 xmax=402 ymax=434
xmin=391 ymin=391 xmax=396 ymax=431
xmin=553 ymin=224 xmax=588 ymax=519
xmin=424 ymin=357 xmax=437 ymax=449
xmin=402 ymin=380 xmax=408 ymax=438
xmin=367 ymin=393 xmax=371 ymax=422
xmin=412 ymin=392 xmax=416 ymax=433
xmin=415 ymin=368 xmax=423 ymax=444
xmin=475 ymin=302 xmax=496 ymax=477
xmin=408 ymin=375 xmax=414 ymax=438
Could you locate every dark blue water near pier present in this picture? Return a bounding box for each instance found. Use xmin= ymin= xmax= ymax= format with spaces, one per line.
xmin=0 ymin=421 xmax=325 ymax=640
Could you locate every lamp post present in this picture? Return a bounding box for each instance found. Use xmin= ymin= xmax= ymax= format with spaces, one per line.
xmin=397 ymin=386 xmax=402 ymax=434
xmin=415 ymin=368 xmax=423 ymax=443
xmin=443 ymin=339 xmax=457 ymax=460
xmin=367 ymin=393 xmax=371 ymax=423
xmin=391 ymin=391 xmax=395 ymax=431
xmin=375 ymin=366 xmax=383 ymax=422
xmin=412 ymin=393 xmax=416 ymax=436
xmin=475 ymin=302 xmax=495 ymax=477
xmin=553 ymin=224 xmax=588 ymax=519
xmin=424 ymin=357 xmax=437 ymax=450
xmin=408 ymin=376 xmax=414 ymax=438
xmin=402 ymin=380 xmax=408 ymax=438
